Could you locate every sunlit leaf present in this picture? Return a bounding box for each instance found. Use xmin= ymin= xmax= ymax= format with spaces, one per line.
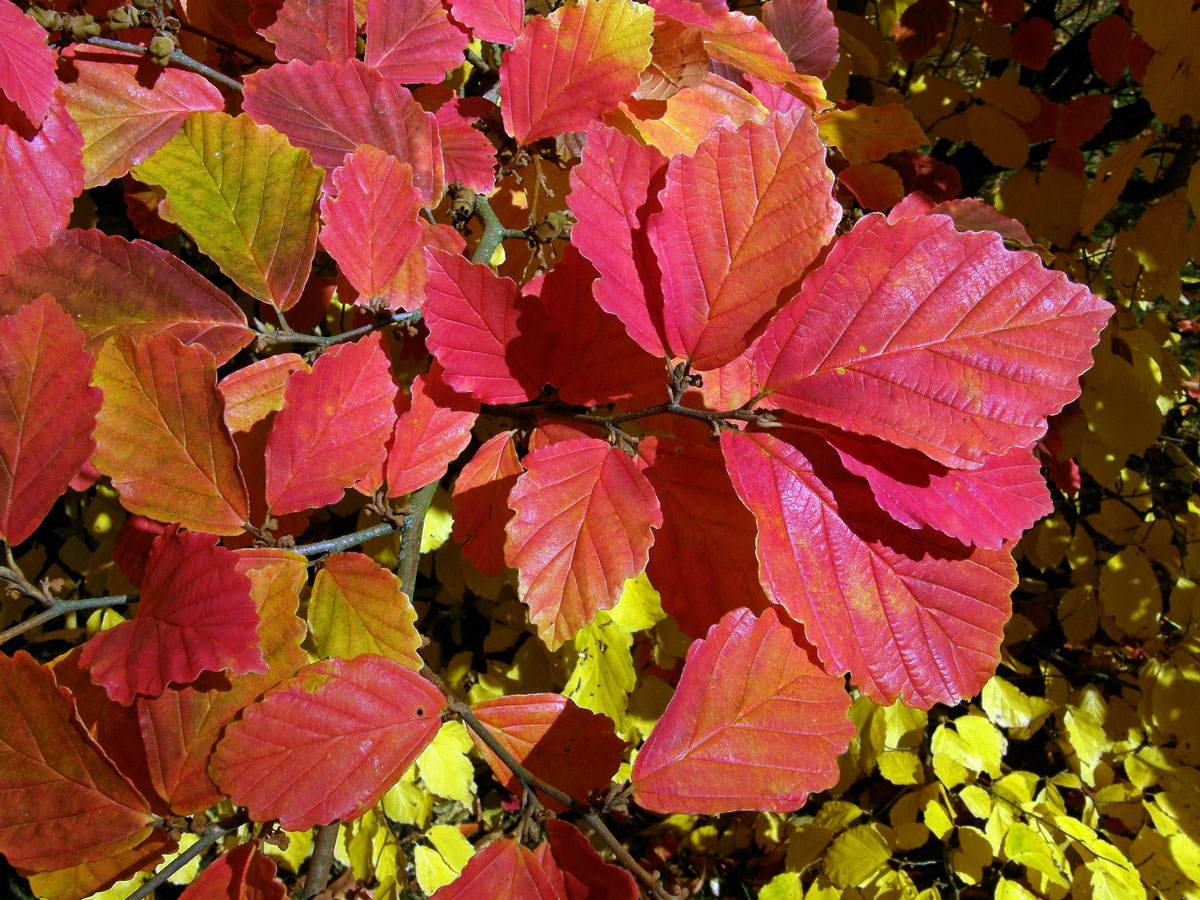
xmin=307 ymin=552 xmax=422 ymax=667
xmin=174 ymin=841 xmax=285 ymax=900
xmin=364 ymin=0 xmax=469 ymax=83
xmin=257 ymin=0 xmax=355 ymax=65
xmin=448 ymin=0 xmax=524 ymax=44
xmin=218 ymin=354 xmax=309 ymax=434
xmin=0 ymin=1 xmax=58 ymax=126
xmin=382 ymin=363 xmax=479 ymax=498
xmin=451 ymin=430 xmax=522 ymax=576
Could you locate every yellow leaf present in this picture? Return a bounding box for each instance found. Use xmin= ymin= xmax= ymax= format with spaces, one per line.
xmin=416 ymin=720 xmax=476 ymax=805
xmin=414 ymin=825 xmax=475 ymax=895
xmin=1111 ymin=194 xmax=1190 ymax=305
xmin=759 ymin=872 xmax=804 ymax=900
xmin=627 ymin=673 xmax=674 ymax=742
xmin=822 ymin=824 xmax=890 ymax=889
xmin=263 ymin=829 xmax=314 ymax=874
xmin=607 ymin=573 xmax=666 ymax=633
xmin=1079 ymin=135 xmax=1154 ymax=235
xmin=1059 ymin=584 xmax=1099 ymax=647
xmin=564 ymin=610 xmax=636 ymax=737
xmin=817 ymin=104 xmax=926 ymax=166
xmin=923 ymin=793 xmax=955 ymax=840
xmin=1003 ymin=823 xmax=1070 ymax=889
xmin=877 ymin=750 xmax=923 ymax=785
xmin=951 ymin=826 xmax=992 ymax=885
xmin=959 ymin=785 xmax=991 ymax=819
xmin=975 ymin=77 xmax=1040 ymax=121
xmin=1019 ymin=515 xmax=1071 ymax=570
xmin=1141 ymin=13 xmax=1200 ymax=125
xmin=381 ymin=770 xmax=432 ymax=827
xmin=932 ymin=716 xmax=1006 ymax=779
xmin=966 ymin=103 xmax=1028 ymax=169
xmin=995 ymin=878 xmax=1038 ymax=900
xmin=907 ymin=75 xmax=971 ymax=142
xmin=307 ymin=553 xmax=422 ymax=667
xmin=982 ymin=676 xmax=1054 ymax=731
xmin=420 ymin=488 xmax=454 ymax=553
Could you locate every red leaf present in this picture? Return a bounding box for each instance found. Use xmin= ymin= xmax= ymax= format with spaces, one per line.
xmin=26 ymin=831 xmax=174 ymax=900
xmin=827 ymin=434 xmax=1052 ymax=550
xmin=0 ymin=93 xmax=84 ymax=275
xmin=567 ymin=123 xmax=668 ymax=358
xmin=209 ymin=654 xmax=445 ymax=830
xmin=893 ymin=0 xmax=952 ymax=62
xmin=257 ymin=0 xmax=355 ymax=65
xmin=452 ymin=430 xmax=522 ymax=576
xmin=505 ymin=438 xmax=662 ymax=649
xmin=177 ymin=841 xmax=285 ymax=900
xmin=0 ymin=295 xmax=100 ymax=546
xmin=113 ymin=515 xmax=167 ymax=589
xmin=721 ymin=429 xmax=1017 ymax=707
xmin=0 ymin=228 xmax=253 ymax=364
xmin=448 ymin=0 xmax=524 ymax=44
xmin=320 ymin=146 xmax=425 ymax=311
xmin=535 ymin=820 xmax=639 ymax=900
xmin=81 ymin=527 xmax=265 ymax=705
xmin=422 ymin=248 xmax=555 ymax=403
xmin=761 ymin=0 xmax=840 ymax=79
xmin=138 ymin=550 xmax=308 ymax=815
xmin=469 ymin=693 xmax=625 ymax=811
xmin=754 ymin=213 xmax=1112 ymax=467
xmin=430 ymin=838 xmax=557 ymax=900
xmin=641 ymin=437 xmax=768 ymax=638
xmin=59 ymin=46 xmax=225 ymax=189
xmin=91 ymin=332 xmax=250 ymax=534
xmin=1012 ymin=17 xmax=1055 ymax=70
xmin=219 ymin=353 xmax=309 ymax=434
xmin=0 ymin=651 xmax=155 ymax=873
xmin=500 ymin=0 xmax=655 ymax=143
xmin=889 ymin=194 xmax=1035 ymax=247
xmin=649 ymin=110 xmax=840 ymax=369
xmin=632 ymin=607 xmax=854 ymax=814
xmin=365 ymin=0 xmax=469 ymax=83
xmin=382 ymin=363 xmax=479 ymax=497
xmin=0 ymin=1 xmax=57 ymax=127
xmin=1089 ymin=14 xmax=1132 ymax=86
xmin=435 ymin=97 xmax=498 ymax=193
xmin=265 ymin=333 xmax=398 ymax=516
xmin=242 ymin=59 xmax=444 ymax=206
xmin=982 ymin=0 xmax=1024 ymax=25
xmin=1059 ymin=93 xmax=1110 ymax=146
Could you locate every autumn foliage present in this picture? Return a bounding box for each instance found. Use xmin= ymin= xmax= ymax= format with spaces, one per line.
xmin=0 ymin=0 xmax=1196 ymax=899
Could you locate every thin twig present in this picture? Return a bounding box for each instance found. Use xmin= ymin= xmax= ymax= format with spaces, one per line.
xmin=177 ymin=21 xmax=271 ymax=64
xmin=83 ymin=36 xmax=243 ymax=93
xmin=0 ymin=596 xmax=134 ymax=646
xmin=124 ymin=823 xmax=230 ymax=900
xmin=292 ymin=523 xmax=399 ymax=558
xmin=471 ymin=195 xmax=527 ymax=265
xmin=298 ymin=823 xmax=341 ymax=900
xmin=255 ymin=311 xmax=423 ymax=351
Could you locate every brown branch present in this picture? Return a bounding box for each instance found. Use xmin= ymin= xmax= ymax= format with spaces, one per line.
xmin=83 ymin=36 xmax=243 ymax=93
xmin=298 ymin=823 xmax=341 ymax=900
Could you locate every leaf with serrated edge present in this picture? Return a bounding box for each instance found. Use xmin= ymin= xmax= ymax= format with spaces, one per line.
xmin=91 ymin=332 xmax=249 ymax=534
xmin=307 ymin=552 xmax=422 ymax=667
xmin=59 ymin=46 xmax=224 ymax=189
xmin=501 ymin=0 xmax=655 ymax=143
xmin=429 ymin=838 xmax=556 ymax=900
xmin=754 ymin=213 xmax=1113 ymax=467
xmin=134 ymin=111 xmax=322 ymax=310
xmin=0 ymin=295 xmax=100 ymax=546
xmin=648 ymin=109 xmax=840 ymax=370
xmin=219 ymin=353 xmax=309 ymax=434
xmin=210 ymin=655 xmax=445 ymax=831
xmin=761 ymin=0 xmax=840 ymax=79
xmin=258 ymin=0 xmax=355 ymax=65
xmin=632 ymin=607 xmax=854 ymax=814
xmin=80 ymin=526 xmax=265 ymax=705
xmin=26 ymin=830 xmax=175 ymax=900
xmin=451 ymin=430 xmax=522 ymax=576
xmin=0 ymin=1 xmax=58 ymax=126
xmin=383 ymin=363 xmax=479 ymax=497
xmin=265 ymin=333 xmax=397 ymax=516
xmin=535 ymin=819 xmax=640 ymax=900
xmin=0 ymin=651 xmax=155 ymax=873
xmin=505 ymin=438 xmax=662 ymax=649
xmin=448 ymin=0 xmax=524 ymax=44
xmin=365 ymin=0 xmax=468 ymax=83
xmin=0 ymin=229 xmax=252 ymax=364
xmin=721 ymin=429 xmax=1017 ymax=707
xmin=172 ymin=841 xmax=285 ymax=900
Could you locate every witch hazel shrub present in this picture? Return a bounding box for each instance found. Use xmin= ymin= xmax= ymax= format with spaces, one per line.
xmin=0 ymin=0 xmax=1110 ymax=896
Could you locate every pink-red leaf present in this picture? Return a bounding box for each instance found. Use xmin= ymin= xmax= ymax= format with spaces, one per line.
xmin=567 ymin=123 xmax=668 ymax=357
xmin=319 ymin=146 xmax=424 ymax=311
xmin=0 ymin=229 xmax=253 ymax=365
xmin=761 ymin=0 xmax=840 ymax=79
xmin=649 ymin=109 xmax=839 ymax=369
xmin=81 ymin=526 xmax=265 ymax=705
xmin=422 ymin=248 xmax=555 ymax=403
xmin=893 ymin=0 xmax=952 ymax=62
xmin=265 ymin=333 xmax=398 ymax=516
xmin=501 ymin=0 xmax=655 ymax=143
xmin=58 ymin=46 xmax=225 ymax=189
xmin=721 ymin=429 xmax=1017 ymax=707
xmin=209 ymin=655 xmax=445 ymax=831
xmin=0 ymin=1 xmax=57 ymax=127
xmin=469 ymin=693 xmax=625 ymax=811
xmin=632 ymin=606 xmax=853 ymax=814
xmin=0 ymin=295 xmax=100 ymax=546
xmin=753 ymin=213 xmax=1113 ymax=467
xmin=365 ymin=0 xmax=469 ymax=83
xmin=0 ymin=651 xmax=155 ymax=873
xmin=452 ymin=430 xmax=522 ymax=576
xmin=0 ymin=94 xmax=84 ymax=275
xmin=177 ymin=841 xmax=285 ymax=900
xmin=242 ymin=59 xmax=444 ymax=206
xmin=435 ymin=97 xmax=498 ymax=193
xmin=505 ymin=438 xmax=662 ymax=649
xmin=381 ymin=363 xmax=479 ymax=497
xmin=431 ymin=838 xmax=558 ymax=900
xmin=257 ymin=0 xmax=355 ymax=65
xmin=449 ymin=0 xmax=524 ymax=44
xmin=534 ymin=820 xmax=639 ymax=900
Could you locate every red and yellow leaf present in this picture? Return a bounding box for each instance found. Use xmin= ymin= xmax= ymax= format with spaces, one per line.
xmin=175 ymin=841 xmax=285 ymax=900
xmin=26 ymin=831 xmax=174 ymax=900
xmin=452 ymin=430 xmax=523 ymax=576
xmin=257 ymin=0 xmax=356 ymax=65
xmin=364 ymin=0 xmax=469 ymax=83
xmin=0 ymin=1 xmax=58 ymax=127
xmin=307 ymin=552 xmax=422 ymax=667
xmin=218 ymin=353 xmax=309 ymax=434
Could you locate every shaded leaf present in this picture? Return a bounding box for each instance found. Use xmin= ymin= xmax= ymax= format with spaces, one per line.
xmin=434 ymin=96 xmax=497 ymax=193
xmin=893 ymin=0 xmax=952 ymax=61
xmin=210 ymin=655 xmax=445 ymax=831
xmin=761 ymin=0 xmax=840 ymax=79
xmin=308 ymin=552 xmax=422 ymax=667
xmin=632 ymin=607 xmax=854 ymax=814
xmin=258 ymin=0 xmax=355 ymax=65
xmin=91 ymin=332 xmax=249 ymax=534
xmin=535 ymin=819 xmax=640 ymax=900
xmin=619 ymin=73 xmax=768 ymax=157
xmin=177 ymin=841 xmax=285 ymax=900
xmin=80 ymin=526 xmax=264 ymax=705
xmin=134 ymin=111 xmax=323 ymax=310
xmin=451 ymin=430 xmax=522 ymax=576
xmin=505 ymin=438 xmax=662 ymax=649
xmin=365 ymin=0 xmax=469 ymax=83
xmin=448 ymin=0 xmax=524 ymax=44
xmin=0 ymin=295 xmax=100 ymax=546
xmin=0 ymin=1 xmax=58 ymax=126
xmin=382 ymin=363 xmax=479 ymax=497
xmin=430 ymin=838 xmax=556 ymax=900
xmin=26 ymin=831 xmax=174 ymax=900
xmin=818 ymin=104 xmax=926 ymax=166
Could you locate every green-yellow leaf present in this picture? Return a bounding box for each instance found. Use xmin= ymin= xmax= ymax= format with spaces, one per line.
xmin=822 ymin=823 xmax=890 ymax=888
xmin=758 ymin=871 xmax=803 ymax=900
xmin=563 ymin=610 xmax=636 ymax=737
xmin=414 ymin=824 xmax=475 ymax=895
xmin=607 ymin=573 xmax=666 ymax=633
xmin=134 ymin=111 xmax=322 ymax=309
xmin=307 ymin=552 xmax=422 ymax=667
xmin=416 ymin=720 xmax=475 ymax=805
xmin=421 ymin=488 xmax=453 ymax=553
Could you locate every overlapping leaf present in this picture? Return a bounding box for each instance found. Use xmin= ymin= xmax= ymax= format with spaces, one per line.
xmin=382 ymin=364 xmax=479 ymax=497
xmin=90 ymin=332 xmax=249 ymax=534
xmin=80 ymin=527 xmax=265 ymax=705
xmin=242 ymin=59 xmax=444 ymax=205
xmin=0 ymin=651 xmax=156 ymax=873
xmin=134 ymin=111 xmax=323 ymax=310
xmin=175 ymin=842 xmax=285 ymax=900
xmin=753 ymin=213 xmax=1113 ymax=467
xmin=619 ymin=73 xmax=768 ymax=156
xmin=721 ymin=429 xmax=1017 ymax=707
xmin=648 ymin=109 xmax=840 ymax=369
xmin=0 ymin=295 xmax=101 ymax=546
xmin=448 ymin=0 xmax=524 ymax=44
xmin=265 ymin=333 xmax=397 ymax=516
xmin=218 ymin=353 xmax=309 ymax=434
xmin=58 ymin=46 xmax=225 ymax=189
xmin=257 ymin=0 xmax=355 ymax=64
xmin=505 ymin=438 xmax=662 ymax=649
xmin=26 ymin=831 xmax=174 ymax=900
xmin=632 ymin=607 xmax=854 ymax=814
xmin=451 ymin=430 xmax=523 ymax=576
xmin=364 ymin=0 xmax=469 ymax=83
xmin=0 ymin=229 xmax=252 ymax=364
xmin=210 ymin=655 xmax=445 ymax=831
xmin=434 ymin=97 xmax=497 ymax=192
xmin=761 ymin=0 xmax=840 ymax=79
xmin=307 ymin=552 xmax=422 ymax=667
xmin=0 ymin=0 xmax=58 ymax=126
xmin=500 ymin=0 xmax=655 ymax=143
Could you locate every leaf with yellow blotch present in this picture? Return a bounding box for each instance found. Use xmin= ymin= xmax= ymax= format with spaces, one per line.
xmin=817 ymin=104 xmax=926 ymax=166
xmin=134 ymin=111 xmax=323 ymax=311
